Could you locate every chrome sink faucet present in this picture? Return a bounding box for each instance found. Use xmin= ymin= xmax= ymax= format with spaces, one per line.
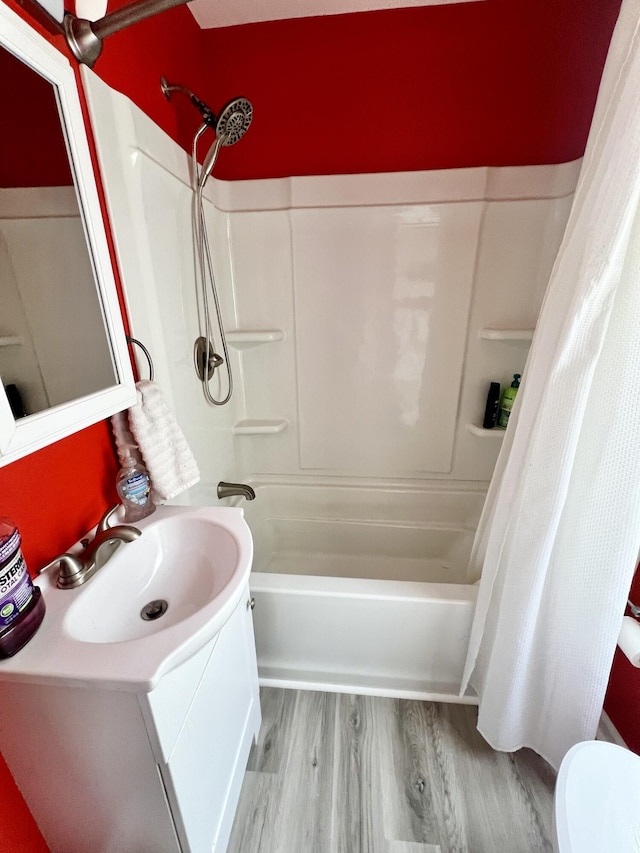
xmin=217 ymin=481 xmax=256 ymax=501
xmin=39 ymin=504 xmax=141 ymax=590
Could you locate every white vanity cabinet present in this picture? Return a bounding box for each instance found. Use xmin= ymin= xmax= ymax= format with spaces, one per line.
xmin=0 ymin=587 xmax=261 ymax=853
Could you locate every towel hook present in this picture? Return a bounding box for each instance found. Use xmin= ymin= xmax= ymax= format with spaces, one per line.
xmin=126 ymin=336 xmax=155 ymax=381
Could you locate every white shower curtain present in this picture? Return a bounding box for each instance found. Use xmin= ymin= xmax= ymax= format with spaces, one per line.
xmin=461 ymin=0 xmax=640 ymax=771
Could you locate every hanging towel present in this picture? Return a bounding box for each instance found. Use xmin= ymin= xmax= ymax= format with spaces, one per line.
xmin=112 ymin=380 xmax=200 ymax=502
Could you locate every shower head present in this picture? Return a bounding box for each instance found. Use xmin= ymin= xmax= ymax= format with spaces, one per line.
xmin=214 ymin=98 xmax=253 ymax=146
xmin=160 ymin=78 xmax=253 ymax=145
xmin=197 ymin=100 xmax=253 ymax=189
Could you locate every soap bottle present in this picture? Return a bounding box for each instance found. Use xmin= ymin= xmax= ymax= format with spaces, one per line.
xmin=0 ymin=518 xmax=46 ymax=658
xmin=497 ymin=374 xmax=521 ymax=429
xmin=116 ymin=444 xmax=156 ymax=522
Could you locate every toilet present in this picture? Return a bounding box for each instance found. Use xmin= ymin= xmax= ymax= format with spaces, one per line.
xmin=554 ymin=740 xmax=640 ymax=852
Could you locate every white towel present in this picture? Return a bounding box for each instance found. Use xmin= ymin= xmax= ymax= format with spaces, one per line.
xmin=111 ymin=381 xmax=200 ymax=502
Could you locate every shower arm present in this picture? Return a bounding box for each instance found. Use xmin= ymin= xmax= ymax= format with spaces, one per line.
xmin=63 ymin=0 xmax=190 ymax=68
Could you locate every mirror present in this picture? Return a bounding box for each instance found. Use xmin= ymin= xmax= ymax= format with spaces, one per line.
xmin=0 ymin=2 xmax=135 ymax=465
xmin=0 ymin=46 xmax=116 ymax=417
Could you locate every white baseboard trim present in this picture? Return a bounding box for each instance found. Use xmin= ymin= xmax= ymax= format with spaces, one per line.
xmin=597 ymin=711 xmax=628 ymax=748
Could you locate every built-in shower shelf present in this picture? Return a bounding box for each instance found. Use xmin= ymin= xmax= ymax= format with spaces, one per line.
xmin=466 ymin=423 xmax=506 ymax=439
xmin=226 ymin=330 xmax=285 ymax=349
xmin=233 ymin=419 xmax=289 ymax=435
xmin=0 ymin=336 xmax=24 ymax=347
xmin=479 ymin=328 xmax=534 ymax=346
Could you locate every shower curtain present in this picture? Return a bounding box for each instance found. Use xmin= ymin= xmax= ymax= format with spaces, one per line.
xmin=461 ymin=0 xmax=640 ymax=771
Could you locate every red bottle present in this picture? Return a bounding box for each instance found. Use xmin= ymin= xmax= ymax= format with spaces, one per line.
xmin=0 ymin=518 xmax=45 ymax=658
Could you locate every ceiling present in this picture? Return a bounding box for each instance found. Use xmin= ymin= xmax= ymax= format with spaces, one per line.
xmin=187 ymin=0 xmax=483 ymax=29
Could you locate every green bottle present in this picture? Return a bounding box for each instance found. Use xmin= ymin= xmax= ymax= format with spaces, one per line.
xmin=497 ymin=374 xmax=521 ymax=429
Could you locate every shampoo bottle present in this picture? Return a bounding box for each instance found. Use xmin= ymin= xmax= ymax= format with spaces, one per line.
xmin=497 ymin=374 xmax=521 ymax=429
xmin=116 ymin=445 xmax=156 ymax=522
xmin=482 ymin=382 xmax=501 ymax=429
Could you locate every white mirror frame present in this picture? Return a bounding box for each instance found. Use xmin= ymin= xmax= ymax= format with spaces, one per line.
xmin=0 ymin=1 xmax=136 ymax=466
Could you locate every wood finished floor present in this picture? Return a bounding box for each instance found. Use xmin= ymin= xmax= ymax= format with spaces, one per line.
xmin=227 ymin=689 xmax=556 ymax=853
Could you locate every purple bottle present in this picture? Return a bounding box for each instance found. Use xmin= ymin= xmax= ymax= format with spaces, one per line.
xmin=0 ymin=518 xmax=45 ymax=658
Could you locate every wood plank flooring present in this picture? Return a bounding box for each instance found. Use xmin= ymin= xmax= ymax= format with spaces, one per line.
xmin=227 ymin=689 xmax=556 ymax=853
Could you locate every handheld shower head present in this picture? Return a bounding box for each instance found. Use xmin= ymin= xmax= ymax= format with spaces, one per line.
xmin=162 ymin=78 xmax=254 ymax=190
xmin=214 ymin=98 xmax=253 ymax=146
xmin=198 ymin=136 xmax=225 ymax=190
xmin=160 ymin=78 xmax=253 ymax=148
xmin=197 ymin=99 xmax=253 ymax=189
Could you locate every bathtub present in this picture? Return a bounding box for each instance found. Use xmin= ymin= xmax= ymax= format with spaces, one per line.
xmin=239 ymin=480 xmax=483 ymax=704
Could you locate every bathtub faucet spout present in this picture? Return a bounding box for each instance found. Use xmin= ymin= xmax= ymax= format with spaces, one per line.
xmin=217 ymin=481 xmax=256 ymax=501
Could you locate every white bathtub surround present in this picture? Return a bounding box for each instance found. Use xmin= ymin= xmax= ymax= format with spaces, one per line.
xmin=462 ymin=0 xmax=640 ymax=772
xmin=83 ymin=73 xmax=577 ymax=702
xmin=83 ymin=69 xmax=577 ymax=487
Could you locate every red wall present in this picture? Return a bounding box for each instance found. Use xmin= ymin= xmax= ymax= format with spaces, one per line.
xmin=92 ymin=0 xmax=622 ymax=181
xmin=0 ymin=754 xmax=49 ymax=852
xmin=0 ymin=46 xmax=72 ymax=186
xmin=605 ymin=569 xmax=640 ymax=752
xmin=0 ymin=6 xmax=124 ymax=848
xmin=9 ymin=0 xmax=625 ymax=582
xmin=0 ymin=0 xmax=628 ymax=846
xmin=0 ymin=421 xmax=120 ymax=570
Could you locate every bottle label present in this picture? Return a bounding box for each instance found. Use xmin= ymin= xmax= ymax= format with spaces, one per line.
xmin=0 ymin=549 xmax=34 ymax=628
xmin=124 ymin=471 xmax=150 ymax=507
xmin=498 ymin=397 xmax=514 ymax=428
xmin=0 ymin=529 xmax=20 ymax=565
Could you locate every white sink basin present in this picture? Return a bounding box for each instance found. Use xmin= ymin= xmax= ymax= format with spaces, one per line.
xmin=0 ymin=506 xmax=253 ymax=691
xmin=65 ymin=515 xmax=240 ymax=643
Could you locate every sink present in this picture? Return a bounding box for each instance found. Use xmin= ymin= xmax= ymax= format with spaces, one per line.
xmin=65 ymin=515 xmax=239 ymax=643
xmin=0 ymin=505 xmax=253 ymax=691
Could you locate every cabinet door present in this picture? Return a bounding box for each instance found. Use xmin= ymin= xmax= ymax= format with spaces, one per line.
xmin=0 ymin=681 xmax=181 ymax=853
xmin=161 ymin=590 xmax=261 ymax=853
